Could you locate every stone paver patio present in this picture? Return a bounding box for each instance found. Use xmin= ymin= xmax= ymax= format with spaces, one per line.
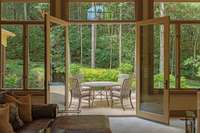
xmin=50 ymin=84 xmax=136 ymax=116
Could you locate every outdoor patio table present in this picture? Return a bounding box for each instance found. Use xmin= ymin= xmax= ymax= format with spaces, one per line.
xmin=81 ymin=81 xmax=120 ymax=107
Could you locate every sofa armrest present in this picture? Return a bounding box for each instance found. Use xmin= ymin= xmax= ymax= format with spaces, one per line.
xmin=32 ymin=104 xmax=58 ymax=120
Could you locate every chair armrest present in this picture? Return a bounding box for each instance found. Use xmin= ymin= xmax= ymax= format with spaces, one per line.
xmin=32 ymin=104 xmax=58 ymax=120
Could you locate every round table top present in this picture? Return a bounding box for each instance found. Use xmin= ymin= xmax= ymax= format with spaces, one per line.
xmin=81 ymin=81 xmax=120 ymax=88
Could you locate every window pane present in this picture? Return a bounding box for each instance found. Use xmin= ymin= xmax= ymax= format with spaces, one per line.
xmin=1 ymin=2 xmax=50 ymax=20
xmin=2 ymin=25 xmax=23 ymax=89
xmin=180 ymin=25 xmax=200 ymax=88
xmin=154 ymin=3 xmax=200 ymax=20
xmin=28 ymin=25 xmax=45 ymax=89
xmin=69 ymin=2 xmax=135 ymax=20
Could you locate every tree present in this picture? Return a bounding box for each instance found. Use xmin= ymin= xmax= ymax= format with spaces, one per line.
xmin=119 ymin=6 xmax=122 ymax=66
xmin=159 ymin=3 xmax=165 ymax=73
xmin=91 ymin=3 xmax=96 ymax=68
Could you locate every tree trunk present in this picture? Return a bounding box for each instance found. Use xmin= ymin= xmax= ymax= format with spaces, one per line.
xmin=24 ymin=3 xmax=27 ymax=20
xmin=78 ymin=3 xmax=83 ymax=65
xmin=80 ymin=25 xmax=83 ymax=65
xmin=91 ymin=24 xmax=96 ymax=68
xmin=194 ymin=39 xmax=197 ymax=59
xmin=119 ymin=8 xmax=122 ymax=66
xmin=91 ymin=3 xmax=96 ymax=68
xmin=13 ymin=3 xmax=16 ymax=19
xmin=159 ymin=3 xmax=165 ymax=73
xmin=171 ymin=37 xmax=175 ymax=75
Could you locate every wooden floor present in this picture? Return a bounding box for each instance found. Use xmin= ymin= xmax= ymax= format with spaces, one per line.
xmin=50 ymin=84 xmax=136 ymax=116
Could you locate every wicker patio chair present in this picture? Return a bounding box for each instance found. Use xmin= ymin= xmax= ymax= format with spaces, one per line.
xmin=69 ymin=77 xmax=91 ymax=110
xmin=110 ymin=78 xmax=134 ymax=110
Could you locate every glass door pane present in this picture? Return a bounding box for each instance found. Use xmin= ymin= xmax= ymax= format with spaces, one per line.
xmin=49 ymin=25 xmax=66 ymax=111
xmin=136 ymin=17 xmax=170 ymax=124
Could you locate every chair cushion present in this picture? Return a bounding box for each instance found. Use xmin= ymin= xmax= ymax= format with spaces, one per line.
xmin=111 ymin=91 xmax=121 ymax=97
xmin=0 ymin=104 xmax=15 ymax=133
xmin=80 ymin=86 xmax=91 ymax=91
xmin=16 ymin=119 xmax=53 ymax=133
xmin=81 ymin=92 xmax=91 ymax=97
xmin=111 ymin=86 xmax=121 ymax=91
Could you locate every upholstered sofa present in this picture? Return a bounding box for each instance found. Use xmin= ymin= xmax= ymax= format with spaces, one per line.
xmin=0 ymin=91 xmax=112 ymax=133
xmin=16 ymin=104 xmax=57 ymax=133
xmin=0 ymin=91 xmax=57 ymax=133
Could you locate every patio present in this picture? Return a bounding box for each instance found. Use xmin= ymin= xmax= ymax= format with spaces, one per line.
xmin=50 ymin=84 xmax=136 ymax=116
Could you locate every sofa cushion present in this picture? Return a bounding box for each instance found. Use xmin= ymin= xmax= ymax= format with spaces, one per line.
xmin=16 ymin=119 xmax=53 ymax=133
xmin=0 ymin=91 xmax=6 ymax=104
xmin=0 ymin=104 xmax=15 ymax=133
xmin=32 ymin=104 xmax=57 ymax=120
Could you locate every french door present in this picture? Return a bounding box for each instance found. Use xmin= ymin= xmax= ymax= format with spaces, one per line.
xmin=136 ymin=17 xmax=170 ymax=124
xmin=45 ymin=14 xmax=69 ymax=110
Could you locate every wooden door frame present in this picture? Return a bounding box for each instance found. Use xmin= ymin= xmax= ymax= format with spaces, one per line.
xmin=44 ymin=13 xmax=69 ymax=109
xmin=136 ymin=16 xmax=170 ymax=124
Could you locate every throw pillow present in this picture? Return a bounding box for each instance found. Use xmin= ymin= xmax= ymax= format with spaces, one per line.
xmin=5 ymin=94 xmax=32 ymax=122
xmin=0 ymin=104 xmax=15 ymax=133
xmin=17 ymin=95 xmax=32 ymax=122
xmin=9 ymin=103 xmax=24 ymax=130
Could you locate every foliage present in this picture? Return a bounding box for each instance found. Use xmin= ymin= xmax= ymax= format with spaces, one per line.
xmin=4 ymin=60 xmax=23 ymax=88
xmin=29 ymin=66 xmax=44 ymax=88
xmin=183 ymin=56 xmax=200 ymax=79
xmin=70 ymin=64 xmax=81 ymax=76
xmin=154 ymin=73 xmax=187 ymax=88
xmin=5 ymin=74 xmax=19 ymax=88
xmin=2 ymin=2 xmax=200 ymax=89
xmin=4 ymin=60 xmax=44 ymax=88
xmin=81 ymin=68 xmax=119 ymax=82
xmin=118 ymin=63 xmax=133 ymax=74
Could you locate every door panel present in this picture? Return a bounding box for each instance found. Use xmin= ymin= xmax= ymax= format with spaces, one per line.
xmin=45 ymin=14 xmax=69 ymax=111
xmin=136 ymin=17 xmax=170 ymax=124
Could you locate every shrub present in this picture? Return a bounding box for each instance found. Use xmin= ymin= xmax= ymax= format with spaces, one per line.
xmin=29 ymin=67 xmax=44 ymax=88
xmin=118 ymin=63 xmax=133 ymax=74
xmin=81 ymin=68 xmax=119 ymax=82
xmin=70 ymin=64 xmax=81 ymax=76
xmin=183 ymin=56 xmax=200 ymax=79
xmin=5 ymin=74 xmax=19 ymax=88
xmin=154 ymin=73 xmax=187 ymax=88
